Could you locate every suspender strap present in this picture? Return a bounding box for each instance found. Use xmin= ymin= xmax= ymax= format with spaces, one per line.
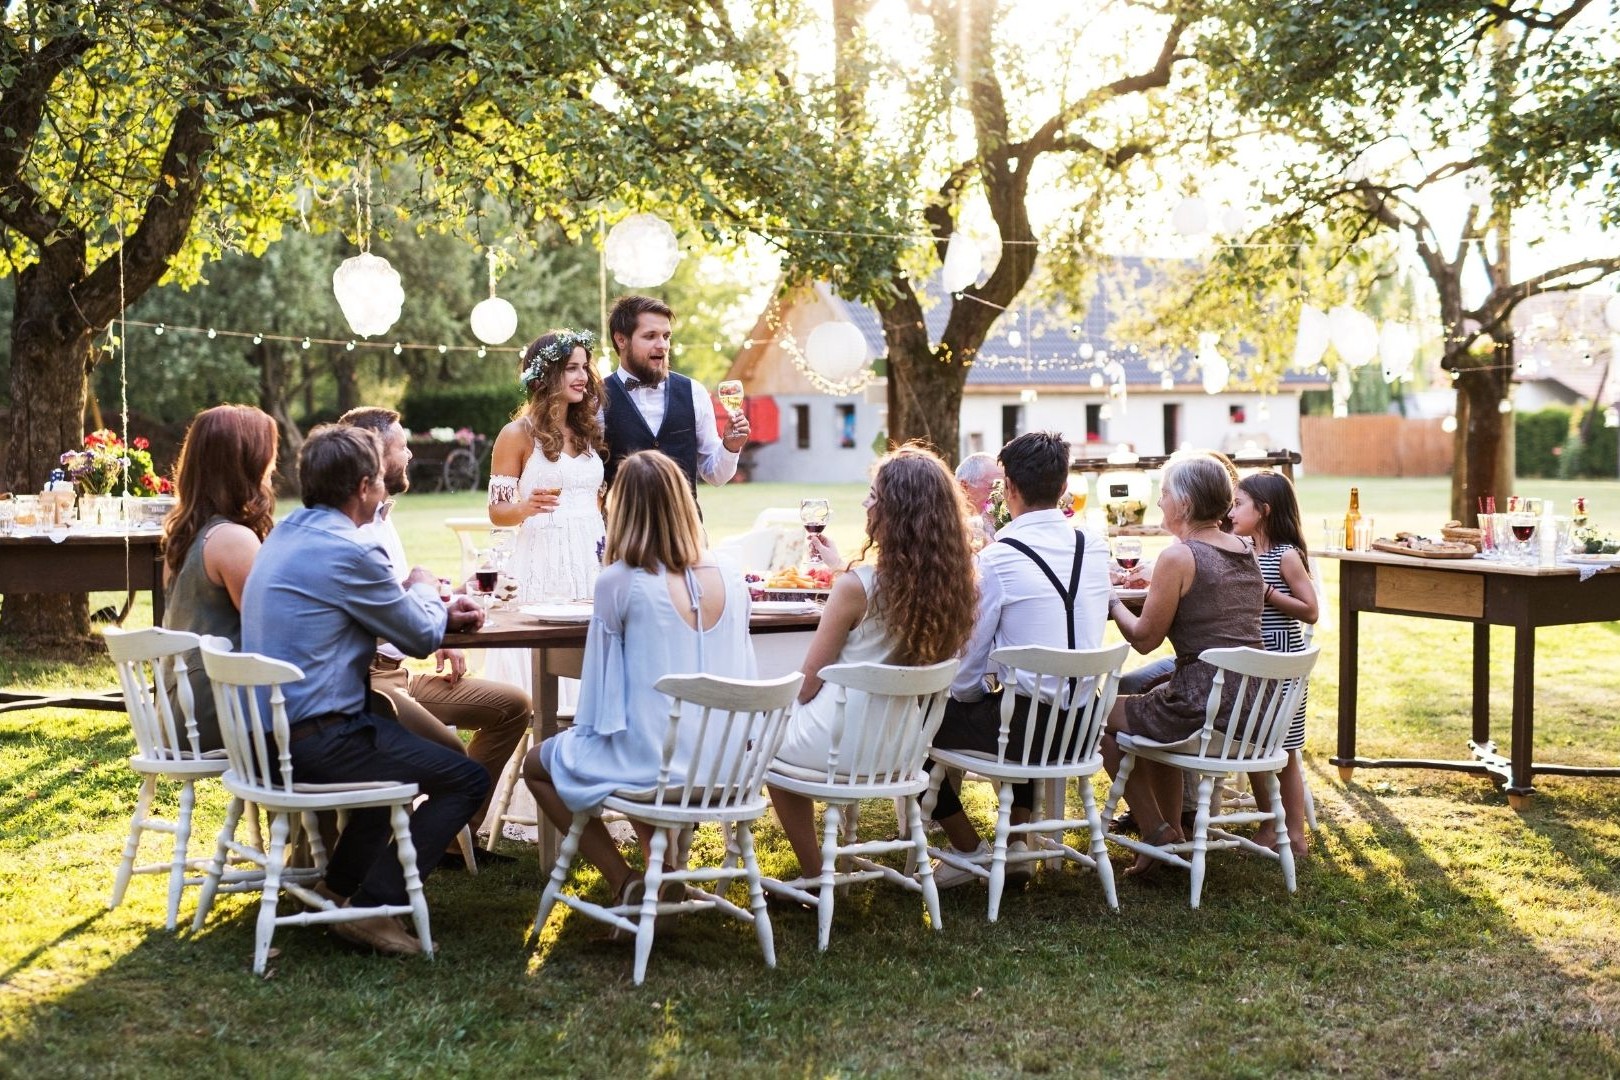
xmin=997 ymin=533 xmax=1086 ymax=649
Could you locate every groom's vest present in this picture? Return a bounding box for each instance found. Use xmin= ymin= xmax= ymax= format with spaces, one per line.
xmin=602 ymin=371 xmax=700 ymax=494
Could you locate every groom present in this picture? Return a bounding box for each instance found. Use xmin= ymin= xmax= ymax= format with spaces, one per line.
xmin=601 ymin=294 xmax=749 ymax=497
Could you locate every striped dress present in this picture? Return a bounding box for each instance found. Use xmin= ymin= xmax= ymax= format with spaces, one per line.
xmin=1257 ymin=542 xmax=1308 ymax=751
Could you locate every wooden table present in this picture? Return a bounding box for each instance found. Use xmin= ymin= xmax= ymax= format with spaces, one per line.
xmin=1324 ymin=549 xmax=1620 ymax=808
xmin=0 ymin=529 xmax=165 ymax=715
xmin=444 ymin=605 xmax=821 ymax=862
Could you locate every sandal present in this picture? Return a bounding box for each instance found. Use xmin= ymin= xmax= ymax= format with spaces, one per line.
xmin=1123 ymin=822 xmax=1179 ymax=880
xmin=609 ymin=873 xmax=646 ymax=941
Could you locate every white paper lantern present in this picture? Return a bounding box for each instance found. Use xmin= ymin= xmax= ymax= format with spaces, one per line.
xmin=1292 ymin=304 xmax=1331 ymax=370
xmin=1006 ymin=329 xmax=1022 ymax=348
xmin=1197 ymin=331 xmax=1229 ymax=395
xmin=1328 ymin=304 xmax=1378 ymax=368
xmin=469 ymin=297 xmax=519 ymax=346
xmin=1088 ymin=371 xmax=1105 ymax=390
xmin=1078 ymin=342 xmax=1095 ymax=361
xmin=941 ymin=233 xmax=981 ymax=293
xmin=803 ymin=320 xmax=869 ymax=382
xmin=1220 ymin=206 xmax=1247 ymax=235
xmin=1172 ymin=197 xmax=1210 ymax=236
xmin=1378 ymin=321 xmax=1416 ymax=382
xmin=332 ymin=253 xmax=404 ymax=338
xmin=604 ymin=213 xmax=681 ymax=288
xmin=1605 ymin=294 xmax=1620 ymax=333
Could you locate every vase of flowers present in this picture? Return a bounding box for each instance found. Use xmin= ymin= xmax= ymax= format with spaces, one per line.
xmin=60 ymin=430 xmax=170 ymax=499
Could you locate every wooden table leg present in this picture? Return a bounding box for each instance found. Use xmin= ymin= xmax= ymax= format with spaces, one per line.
xmin=1335 ymin=592 xmax=1359 ymax=782
xmin=1471 ymin=622 xmax=1491 ymax=747
xmin=531 ymin=645 xmax=560 ymax=870
xmin=1507 ymin=622 xmax=1536 ymax=809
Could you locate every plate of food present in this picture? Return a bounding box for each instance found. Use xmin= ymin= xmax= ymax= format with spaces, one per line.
xmin=750 ymin=599 xmax=823 ymax=614
xmin=1564 ymin=553 xmax=1620 ymax=565
xmin=1116 ymin=588 xmax=1148 ymax=602
xmin=1370 ymin=535 xmax=1478 ymax=559
xmin=519 ymin=602 xmax=595 ymax=624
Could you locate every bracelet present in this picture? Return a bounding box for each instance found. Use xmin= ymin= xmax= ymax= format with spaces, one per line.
xmin=1264 ymin=585 xmax=1276 ymax=603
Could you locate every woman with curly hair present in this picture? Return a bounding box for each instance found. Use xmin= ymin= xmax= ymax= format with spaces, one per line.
xmin=768 ymin=444 xmax=979 ymax=878
xmin=161 ymin=403 xmax=279 ymax=750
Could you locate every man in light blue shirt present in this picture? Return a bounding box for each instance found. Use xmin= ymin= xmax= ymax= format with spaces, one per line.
xmin=242 ymin=424 xmax=489 ymax=956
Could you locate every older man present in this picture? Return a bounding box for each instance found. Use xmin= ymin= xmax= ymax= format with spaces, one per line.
xmin=339 ymin=406 xmax=529 ymax=861
xmin=241 ymin=425 xmax=490 ymax=956
xmin=956 ymin=451 xmax=1004 ymax=548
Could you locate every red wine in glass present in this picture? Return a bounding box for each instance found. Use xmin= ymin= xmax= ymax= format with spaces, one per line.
xmin=1511 ymin=524 xmax=1536 ymax=543
xmin=475 ymin=568 xmax=499 ymax=592
xmin=1116 ymin=557 xmax=1140 ymax=571
xmin=804 ymin=523 xmax=826 ymax=535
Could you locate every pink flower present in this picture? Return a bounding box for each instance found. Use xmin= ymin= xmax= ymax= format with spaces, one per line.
xmin=133 ymin=437 xmax=149 ymax=451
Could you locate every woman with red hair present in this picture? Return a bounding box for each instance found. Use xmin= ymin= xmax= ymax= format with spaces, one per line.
xmin=161 ymin=404 xmax=279 ymax=750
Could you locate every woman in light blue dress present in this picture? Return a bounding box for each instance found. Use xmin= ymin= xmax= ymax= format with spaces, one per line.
xmin=523 ymin=450 xmax=756 ymax=903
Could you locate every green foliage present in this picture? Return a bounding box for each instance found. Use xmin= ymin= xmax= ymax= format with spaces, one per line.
xmin=1516 ymin=406 xmax=1573 ymax=479
xmin=399 ymin=385 xmax=517 ymax=443
xmin=1557 ymin=406 xmax=1620 ymax=480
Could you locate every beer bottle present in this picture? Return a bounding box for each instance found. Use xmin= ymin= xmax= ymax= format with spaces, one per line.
xmin=1344 ymin=487 xmax=1362 ymax=551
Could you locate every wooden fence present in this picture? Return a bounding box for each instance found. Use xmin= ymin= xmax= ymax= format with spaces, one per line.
xmin=1299 ymin=415 xmax=1454 ymax=476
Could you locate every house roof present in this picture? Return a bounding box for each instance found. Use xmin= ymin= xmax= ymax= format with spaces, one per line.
xmin=1512 ymin=290 xmax=1619 ymax=406
xmin=828 ymin=255 xmax=1326 ymax=391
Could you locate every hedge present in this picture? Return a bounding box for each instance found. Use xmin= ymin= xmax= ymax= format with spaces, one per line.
xmin=399 ymin=385 xmax=518 ymax=442
xmin=1516 ymin=406 xmax=1571 ymax=479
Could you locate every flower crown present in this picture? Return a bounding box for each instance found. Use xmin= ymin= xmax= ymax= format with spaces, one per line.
xmin=520 ymin=329 xmax=595 ymax=387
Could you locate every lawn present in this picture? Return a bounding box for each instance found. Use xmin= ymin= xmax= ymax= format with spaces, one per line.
xmin=2 ymin=475 xmax=1619 ymax=1077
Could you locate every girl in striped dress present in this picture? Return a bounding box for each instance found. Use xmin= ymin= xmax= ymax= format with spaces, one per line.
xmin=1230 ymin=472 xmax=1318 ymax=856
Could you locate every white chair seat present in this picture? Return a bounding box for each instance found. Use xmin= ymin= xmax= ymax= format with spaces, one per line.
xmin=764 ymin=761 xmax=931 ymax=796
xmin=126 ymin=753 xmax=231 ymax=777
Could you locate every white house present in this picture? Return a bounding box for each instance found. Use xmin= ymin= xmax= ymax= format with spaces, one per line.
xmin=727 ymin=259 xmax=1329 ymax=482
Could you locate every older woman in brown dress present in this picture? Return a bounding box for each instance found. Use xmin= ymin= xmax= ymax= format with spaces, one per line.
xmin=1101 ymin=454 xmax=1263 ymax=875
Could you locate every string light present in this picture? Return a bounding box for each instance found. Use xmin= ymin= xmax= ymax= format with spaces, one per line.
xmin=120 ymin=318 xmax=497 ymax=356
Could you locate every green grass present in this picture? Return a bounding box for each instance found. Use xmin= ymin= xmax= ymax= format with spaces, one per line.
xmin=3 ymin=477 xmax=1620 ymax=1077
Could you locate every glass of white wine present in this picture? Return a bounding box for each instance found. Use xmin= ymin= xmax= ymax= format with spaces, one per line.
xmin=718 ymin=379 xmax=744 ymax=416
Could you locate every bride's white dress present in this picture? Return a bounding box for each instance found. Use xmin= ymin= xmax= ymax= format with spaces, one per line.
xmin=483 ymin=442 xmax=606 ymax=840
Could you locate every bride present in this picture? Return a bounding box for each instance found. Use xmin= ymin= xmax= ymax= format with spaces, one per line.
xmin=484 ymin=328 xmax=608 ymax=697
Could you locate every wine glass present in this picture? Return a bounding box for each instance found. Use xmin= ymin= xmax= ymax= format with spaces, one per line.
xmin=718 ymin=379 xmax=744 ymax=415
xmin=1509 ymin=512 xmax=1538 ymax=565
xmin=799 ymin=498 xmax=831 ymax=566
xmin=472 ymin=549 xmax=499 ymax=606
xmin=1113 ymin=538 xmax=1143 ymax=575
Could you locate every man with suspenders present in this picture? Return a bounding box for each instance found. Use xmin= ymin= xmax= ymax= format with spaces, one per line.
xmin=927 ymin=431 xmax=1113 ymax=888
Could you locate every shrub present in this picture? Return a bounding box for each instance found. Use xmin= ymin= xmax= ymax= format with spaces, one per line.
xmin=399 ymin=385 xmax=519 ymax=441
xmin=1515 ymin=406 xmax=1572 ymax=479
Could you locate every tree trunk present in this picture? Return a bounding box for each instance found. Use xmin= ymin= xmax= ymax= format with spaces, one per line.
xmin=1451 ymin=360 xmax=1513 ymax=525
xmin=255 ymin=340 xmax=303 ymax=496
xmin=334 ymin=348 xmax=358 ymax=416
xmin=2 ymin=257 xmax=96 ymax=645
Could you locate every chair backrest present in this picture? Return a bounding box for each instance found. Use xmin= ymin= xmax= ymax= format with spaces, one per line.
xmin=199 ymin=637 xmax=307 ymax=794
xmin=445 ymin=516 xmax=515 ymax=584
xmin=647 ymin=672 xmax=804 ymax=810
xmin=987 ymin=642 xmax=1129 ymax=768
xmin=813 ymin=659 xmax=960 ymax=785
xmin=1195 ymin=646 xmax=1319 ymax=762
xmin=105 ymin=627 xmax=205 ymax=761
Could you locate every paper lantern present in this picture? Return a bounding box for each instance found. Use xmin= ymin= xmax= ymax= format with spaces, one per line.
xmin=1088 ymin=372 xmax=1105 ymax=390
xmin=1220 ymin=207 xmax=1247 ymax=235
xmin=1078 ymin=342 xmax=1095 ymax=361
xmin=803 ymin=320 xmax=869 ymax=382
xmin=1172 ymin=197 xmax=1210 ymax=236
xmin=1605 ymin=294 xmax=1620 ymax=333
xmin=1006 ymin=329 xmax=1022 ymax=348
xmin=1292 ymin=304 xmax=1330 ymax=370
xmin=469 ymin=297 xmax=519 ymax=345
xmin=1328 ymin=305 xmax=1378 ymax=368
xmin=1159 ymin=371 xmax=1174 ymax=390
xmin=604 ymin=213 xmax=681 ymax=288
xmin=332 ymin=253 xmax=404 ymax=338
xmin=1197 ymin=332 xmax=1229 ymax=395
xmin=1378 ymin=321 xmax=1416 ymax=382
xmin=941 ymin=233 xmax=981 ymax=293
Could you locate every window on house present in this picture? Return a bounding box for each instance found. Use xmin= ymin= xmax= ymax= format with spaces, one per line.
xmin=836 ymin=404 xmax=856 ymax=448
xmin=1228 ymin=404 xmax=1246 ymax=425
xmin=795 ymin=404 xmax=811 ymax=450
xmin=1002 ymin=405 xmax=1023 ymax=446
xmin=1085 ymin=404 xmax=1103 ymax=442
xmin=1162 ymin=403 xmax=1181 ymax=454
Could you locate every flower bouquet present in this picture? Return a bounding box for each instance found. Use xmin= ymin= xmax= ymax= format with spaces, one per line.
xmin=60 ymin=429 xmax=170 ymax=497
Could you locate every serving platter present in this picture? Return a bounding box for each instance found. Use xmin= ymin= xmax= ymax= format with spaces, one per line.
xmin=1369 ymin=540 xmax=1478 ymax=560
xmin=519 ymin=602 xmax=594 ymax=624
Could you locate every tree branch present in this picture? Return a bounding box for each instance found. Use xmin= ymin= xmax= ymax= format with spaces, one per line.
xmin=0 ymin=30 xmax=93 ymax=243
xmin=1023 ymin=16 xmax=1186 ymax=158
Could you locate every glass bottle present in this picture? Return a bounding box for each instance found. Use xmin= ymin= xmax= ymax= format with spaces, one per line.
xmin=1343 ymin=487 xmax=1361 ymax=551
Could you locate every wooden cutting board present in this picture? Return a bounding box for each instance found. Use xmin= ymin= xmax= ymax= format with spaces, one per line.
xmin=1370 ymin=539 xmax=1478 ymax=560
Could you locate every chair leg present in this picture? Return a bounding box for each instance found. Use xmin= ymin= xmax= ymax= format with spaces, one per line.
xmin=1296 ymin=748 xmax=1318 ymax=830
xmin=193 ymin=797 xmax=243 ymax=932
xmin=110 ymin=775 xmax=157 ymax=913
xmin=165 ymin=779 xmax=198 ymax=931
xmin=254 ymin=813 xmax=291 ymax=976
xmin=1102 ymin=752 xmax=1134 ymax=825
xmin=533 ymin=815 xmax=587 ymax=938
xmin=1078 ymin=775 xmax=1118 ymax=912
xmin=908 ymin=796 xmax=943 ymax=933
xmin=816 ymin=803 xmax=841 ymax=952
xmin=1264 ymin=770 xmax=1297 ymax=894
xmin=456 ymin=826 xmax=478 ymax=877
xmin=736 ymin=823 xmax=775 ymax=969
xmin=634 ymin=829 xmax=669 ymax=985
xmin=391 ymin=802 xmax=433 ymax=959
xmin=987 ymin=783 xmax=1015 ymax=922
xmin=483 ymin=731 xmax=530 ymax=851
xmin=1189 ymin=773 xmax=1215 ymax=910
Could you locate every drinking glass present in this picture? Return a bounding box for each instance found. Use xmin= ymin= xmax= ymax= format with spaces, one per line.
xmin=1113 ymin=538 xmax=1143 ymax=574
xmin=799 ymin=498 xmax=831 ymax=566
xmin=0 ymin=498 xmax=13 ymax=537
xmin=1509 ymin=512 xmax=1538 ymax=565
xmin=718 ymin=379 xmax=744 ymax=415
xmin=534 ymin=486 xmax=562 ymax=528
xmin=472 ymin=549 xmax=499 ymax=606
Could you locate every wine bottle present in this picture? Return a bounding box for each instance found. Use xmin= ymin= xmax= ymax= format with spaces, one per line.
xmin=1343 ymin=487 xmax=1361 ymax=551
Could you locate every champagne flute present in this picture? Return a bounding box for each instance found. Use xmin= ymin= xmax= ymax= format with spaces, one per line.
xmin=799 ymin=497 xmax=831 ymax=567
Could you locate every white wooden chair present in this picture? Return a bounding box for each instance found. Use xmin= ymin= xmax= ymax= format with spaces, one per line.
xmin=533 ymin=671 xmax=802 ymax=986
xmin=1103 ymin=646 xmax=1319 ymax=908
xmin=482 ymin=729 xmax=537 ymax=849
xmin=923 ymin=643 xmax=1129 ymax=920
xmin=761 ymin=659 xmax=958 ymax=952
xmin=194 ymin=639 xmax=435 ymax=975
xmin=105 ymin=627 xmax=236 ymax=930
xmin=445 ymin=516 xmax=495 ymax=586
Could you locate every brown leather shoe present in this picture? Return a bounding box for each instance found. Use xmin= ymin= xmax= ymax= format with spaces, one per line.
xmin=329 ymin=913 xmax=423 ymax=956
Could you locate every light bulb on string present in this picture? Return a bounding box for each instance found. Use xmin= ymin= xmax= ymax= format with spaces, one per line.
xmin=253 ymin=334 xmax=263 ymax=345
xmin=393 ymin=343 xmax=403 ymax=356
xmin=477 ymin=347 xmax=487 ymax=358
xmin=345 ymin=341 xmax=356 ymax=352
xmin=438 ymin=344 xmax=448 ymax=355
xmin=301 ymin=337 xmax=311 ymax=350
xmin=153 ymin=324 xmax=165 ymax=336
xmin=206 ymin=328 xmax=217 ymax=339
xmin=1498 ymin=397 xmax=1513 ymax=414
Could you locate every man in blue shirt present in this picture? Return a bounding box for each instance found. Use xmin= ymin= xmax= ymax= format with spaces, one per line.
xmin=242 ymin=424 xmax=490 ymax=956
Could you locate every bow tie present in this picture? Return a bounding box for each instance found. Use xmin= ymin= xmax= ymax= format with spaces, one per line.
xmin=623 ymin=376 xmax=663 ymax=392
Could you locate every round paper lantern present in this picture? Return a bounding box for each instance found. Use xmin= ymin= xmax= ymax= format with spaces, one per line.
xmin=941 ymin=233 xmax=981 ymax=293
xmin=1197 ymin=332 xmax=1229 ymax=395
xmin=1006 ymin=329 xmax=1022 ymax=348
xmin=1292 ymin=304 xmax=1330 ymax=370
xmin=1078 ymin=342 xmax=1095 ymax=361
xmin=1220 ymin=206 xmax=1247 ymax=235
xmin=469 ymin=297 xmax=518 ymax=346
xmin=605 ymin=213 xmax=681 ymax=288
xmin=1379 ymin=321 xmax=1416 ymax=382
xmin=803 ymin=320 xmax=869 ymax=382
xmin=1328 ymin=304 xmax=1378 ymax=368
xmin=332 ymin=253 xmax=404 ymax=338
xmin=1605 ymin=294 xmax=1620 ymax=334
xmin=1172 ymin=197 xmax=1210 ymax=236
